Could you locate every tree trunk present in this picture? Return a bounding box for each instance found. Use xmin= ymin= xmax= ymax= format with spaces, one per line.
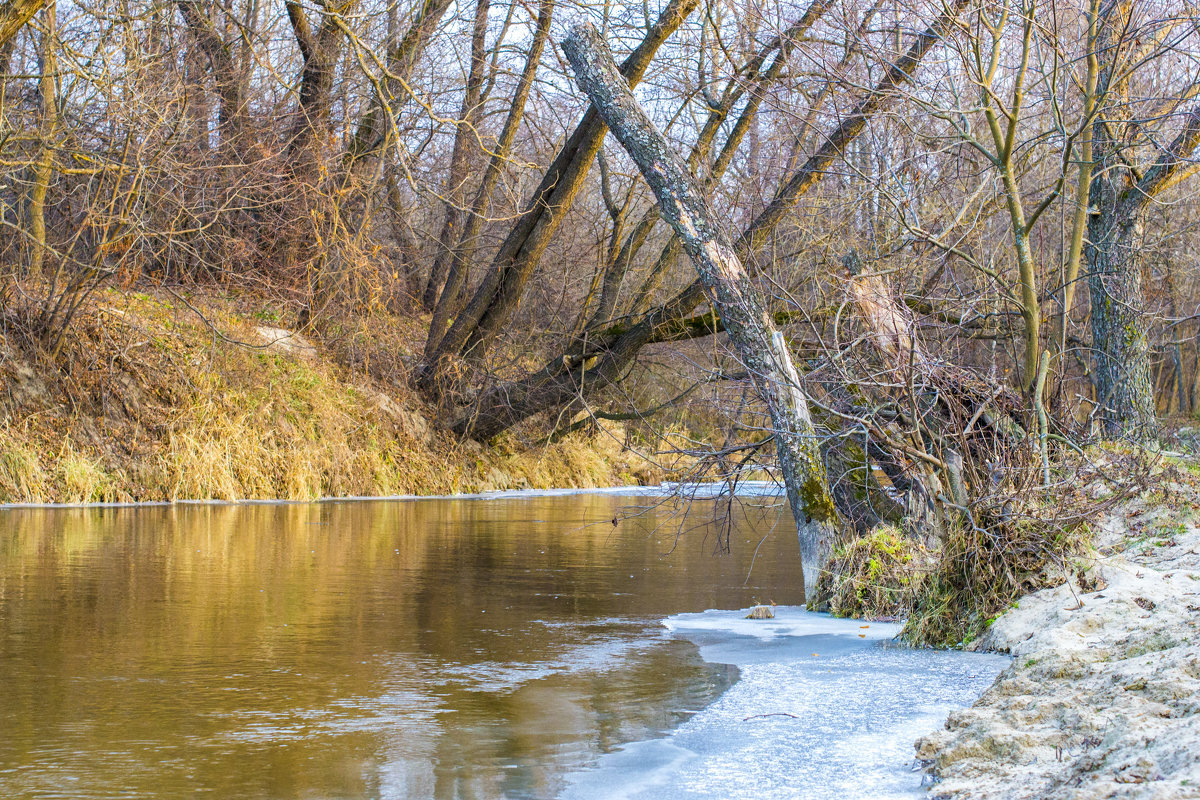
xmin=285 ymin=0 xmax=351 ymax=167
xmin=1079 ymin=0 xmax=1200 ymax=441
xmin=1085 ymin=204 xmax=1157 ymax=439
xmin=421 ymin=0 xmax=490 ymax=311
xmin=454 ymin=0 xmax=968 ymax=443
xmin=423 ymin=0 xmax=553 ymax=357
xmin=563 ymin=21 xmax=839 ymax=588
xmin=177 ymin=0 xmax=247 ymax=152
xmin=585 ymin=0 xmax=830 ymax=330
xmin=423 ymin=0 xmax=698 ymax=378
xmin=0 ymin=0 xmax=43 ymax=48
xmin=27 ymin=0 xmax=56 ymax=279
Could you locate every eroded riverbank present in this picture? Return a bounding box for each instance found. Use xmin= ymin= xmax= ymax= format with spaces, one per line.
xmin=916 ymin=480 xmax=1200 ymax=799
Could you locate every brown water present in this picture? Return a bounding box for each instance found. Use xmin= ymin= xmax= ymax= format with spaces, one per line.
xmin=0 ymin=492 xmax=806 ymax=799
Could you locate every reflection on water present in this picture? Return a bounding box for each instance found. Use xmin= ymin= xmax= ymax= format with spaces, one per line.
xmin=0 ymin=494 xmax=804 ymax=799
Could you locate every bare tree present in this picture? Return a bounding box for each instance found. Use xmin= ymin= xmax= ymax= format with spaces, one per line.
xmin=563 ymin=19 xmax=839 ymax=575
xmin=451 ymin=0 xmax=971 ymax=442
xmin=420 ymin=0 xmax=700 ymax=387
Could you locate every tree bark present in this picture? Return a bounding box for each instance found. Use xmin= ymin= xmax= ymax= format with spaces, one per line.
xmin=423 ymin=0 xmax=698 ymax=377
xmin=0 ymin=0 xmax=42 ymax=49
xmin=562 ymin=21 xmax=839 ymax=585
xmin=1084 ymin=0 xmax=1200 ymax=440
xmin=455 ymin=0 xmax=969 ymax=443
xmin=1086 ymin=199 xmax=1157 ymax=439
xmin=420 ymin=0 xmax=490 ymax=311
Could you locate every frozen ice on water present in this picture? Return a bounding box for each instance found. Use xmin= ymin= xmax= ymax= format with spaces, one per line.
xmin=562 ymin=606 xmax=1007 ymax=800
xmin=664 ymin=606 xmax=901 ymax=642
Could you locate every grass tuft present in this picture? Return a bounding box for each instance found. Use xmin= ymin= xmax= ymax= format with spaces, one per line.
xmin=0 ymin=442 xmax=47 ymax=502
xmin=812 ymin=525 xmax=932 ymax=619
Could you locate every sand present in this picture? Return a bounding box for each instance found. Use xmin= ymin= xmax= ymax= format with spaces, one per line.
xmin=915 ymin=483 xmax=1200 ymax=799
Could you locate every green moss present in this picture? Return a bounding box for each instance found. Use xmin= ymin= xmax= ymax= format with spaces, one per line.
xmin=811 ymin=525 xmax=931 ymax=619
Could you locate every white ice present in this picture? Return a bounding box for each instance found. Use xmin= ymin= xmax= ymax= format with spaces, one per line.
xmin=561 ymin=607 xmax=1008 ymax=800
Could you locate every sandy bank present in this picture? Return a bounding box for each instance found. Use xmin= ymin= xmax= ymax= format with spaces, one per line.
xmin=916 ymin=477 xmax=1200 ymax=799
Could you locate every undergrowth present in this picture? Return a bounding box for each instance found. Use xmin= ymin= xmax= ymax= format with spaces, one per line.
xmin=812 ymin=525 xmax=932 ymax=619
xmin=810 ymin=450 xmax=1141 ymax=648
xmin=901 ymin=455 xmax=1140 ymax=647
xmin=0 ymin=287 xmax=662 ymax=503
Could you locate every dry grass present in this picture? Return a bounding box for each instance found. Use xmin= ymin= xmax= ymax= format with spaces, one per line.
xmin=0 ymin=287 xmax=662 ymax=503
xmin=901 ymin=475 xmax=1120 ymax=648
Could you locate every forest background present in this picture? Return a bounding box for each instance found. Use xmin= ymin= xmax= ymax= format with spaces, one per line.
xmin=3 ymin=0 xmax=1200 ymax=639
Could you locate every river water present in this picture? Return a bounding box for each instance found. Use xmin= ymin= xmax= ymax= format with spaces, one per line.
xmin=0 ymin=491 xmax=1006 ymax=799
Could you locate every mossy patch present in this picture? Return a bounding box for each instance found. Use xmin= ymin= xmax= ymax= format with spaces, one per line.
xmin=811 ymin=525 xmax=933 ymax=619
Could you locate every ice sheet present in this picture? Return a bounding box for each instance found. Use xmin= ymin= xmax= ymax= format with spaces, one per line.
xmin=562 ymin=607 xmax=1008 ymax=800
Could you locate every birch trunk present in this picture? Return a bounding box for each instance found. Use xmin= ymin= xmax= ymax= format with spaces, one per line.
xmin=562 ymin=22 xmax=838 ymax=588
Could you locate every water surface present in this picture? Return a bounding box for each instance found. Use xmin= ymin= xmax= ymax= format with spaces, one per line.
xmin=0 ymin=493 xmax=803 ymax=799
xmin=0 ymin=493 xmax=1006 ymax=800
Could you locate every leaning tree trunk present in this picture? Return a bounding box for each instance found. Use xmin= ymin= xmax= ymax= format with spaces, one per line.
xmin=422 ymin=0 xmax=698 ymax=382
xmin=562 ymin=22 xmax=839 ymax=589
xmin=421 ymin=0 xmax=490 ymax=311
xmin=454 ymin=0 xmax=969 ymax=444
xmin=0 ymin=0 xmax=43 ymax=48
xmin=424 ymin=0 xmax=553 ymax=356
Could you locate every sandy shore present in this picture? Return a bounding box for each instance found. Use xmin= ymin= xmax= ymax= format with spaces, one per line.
xmin=915 ymin=478 xmax=1200 ymax=798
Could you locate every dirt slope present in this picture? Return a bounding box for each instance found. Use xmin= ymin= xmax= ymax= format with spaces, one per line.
xmin=917 ymin=468 xmax=1200 ymax=799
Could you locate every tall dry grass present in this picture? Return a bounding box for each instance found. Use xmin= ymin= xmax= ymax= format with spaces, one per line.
xmin=0 ymin=289 xmax=661 ymax=504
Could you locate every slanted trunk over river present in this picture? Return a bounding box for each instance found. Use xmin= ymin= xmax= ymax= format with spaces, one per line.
xmin=562 ymin=22 xmax=838 ymax=578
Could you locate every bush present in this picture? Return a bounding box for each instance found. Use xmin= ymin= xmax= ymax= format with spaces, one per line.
xmin=811 ymin=525 xmax=933 ymax=619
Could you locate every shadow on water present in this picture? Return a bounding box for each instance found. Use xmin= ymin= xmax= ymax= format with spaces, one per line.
xmin=0 ymin=494 xmax=801 ymax=799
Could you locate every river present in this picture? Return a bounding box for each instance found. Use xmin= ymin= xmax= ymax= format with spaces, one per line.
xmin=0 ymin=490 xmax=1006 ymax=799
